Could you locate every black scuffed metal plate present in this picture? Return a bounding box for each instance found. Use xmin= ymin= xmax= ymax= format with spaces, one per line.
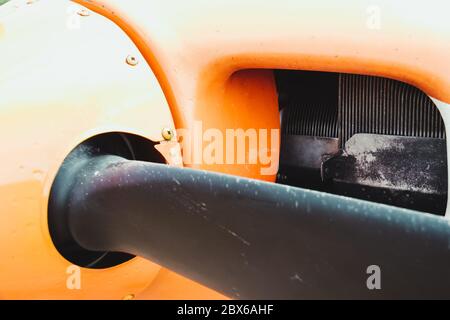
xmin=323 ymin=134 xmax=448 ymax=214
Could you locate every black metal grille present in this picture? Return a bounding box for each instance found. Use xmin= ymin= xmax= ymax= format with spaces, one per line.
xmin=339 ymin=74 xmax=446 ymax=147
xmin=282 ymin=103 xmax=338 ymax=137
xmin=277 ymin=70 xmax=446 ymax=146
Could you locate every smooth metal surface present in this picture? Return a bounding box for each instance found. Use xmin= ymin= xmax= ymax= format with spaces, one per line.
xmin=0 ymin=0 xmax=184 ymax=299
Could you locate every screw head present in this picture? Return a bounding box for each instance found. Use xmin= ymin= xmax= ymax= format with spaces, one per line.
xmin=162 ymin=127 xmax=174 ymax=141
xmin=77 ymin=8 xmax=90 ymax=17
xmin=125 ymin=55 xmax=139 ymax=66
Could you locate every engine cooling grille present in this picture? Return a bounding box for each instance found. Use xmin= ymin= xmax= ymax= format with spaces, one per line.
xmin=282 ymin=103 xmax=339 ymax=137
xmin=278 ymin=70 xmax=446 ymax=146
xmin=339 ymin=74 xmax=446 ymax=146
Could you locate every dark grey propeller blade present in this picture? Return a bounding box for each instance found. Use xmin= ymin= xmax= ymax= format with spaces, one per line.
xmin=49 ymin=152 xmax=450 ymax=299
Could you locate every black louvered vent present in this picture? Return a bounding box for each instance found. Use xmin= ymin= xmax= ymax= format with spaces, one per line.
xmin=277 ymin=70 xmax=446 ymax=145
xmin=282 ymin=103 xmax=338 ymax=137
xmin=277 ymin=70 xmax=339 ymax=138
xmin=339 ymin=74 xmax=446 ymax=147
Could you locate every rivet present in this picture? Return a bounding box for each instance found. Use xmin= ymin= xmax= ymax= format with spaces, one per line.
xmin=77 ymin=8 xmax=90 ymax=17
xmin=162 ymin=127 xmax=174 ymax=141
xmin=122 ymin=294 xmax=135 ymax=300
xmin=126 ymin=55 xmax=139 ymax=66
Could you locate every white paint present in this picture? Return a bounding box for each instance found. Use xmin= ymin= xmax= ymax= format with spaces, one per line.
xmin=431 ymin=97 xmax=450 ymax=219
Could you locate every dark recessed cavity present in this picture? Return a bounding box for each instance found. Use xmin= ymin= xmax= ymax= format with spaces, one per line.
xmin=48 ymin=132 xmax=165 ymax=269
xmin=276 ymin=70 xmax=447 ymax=215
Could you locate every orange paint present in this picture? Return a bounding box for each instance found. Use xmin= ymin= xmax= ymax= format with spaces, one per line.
xmin=137 ymin=269 xmax=227 ymax=300
xmin=1 ymin=0 xmax=449 ymax=299
xmin=74 ymin=0 xmax=450 ymax=181
xmin=189 ymin=69 xmax=279 ymax=181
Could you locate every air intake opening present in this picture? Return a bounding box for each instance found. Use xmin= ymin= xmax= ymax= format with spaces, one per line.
xmin=276 ymin=70 xmax=448 ymax=215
